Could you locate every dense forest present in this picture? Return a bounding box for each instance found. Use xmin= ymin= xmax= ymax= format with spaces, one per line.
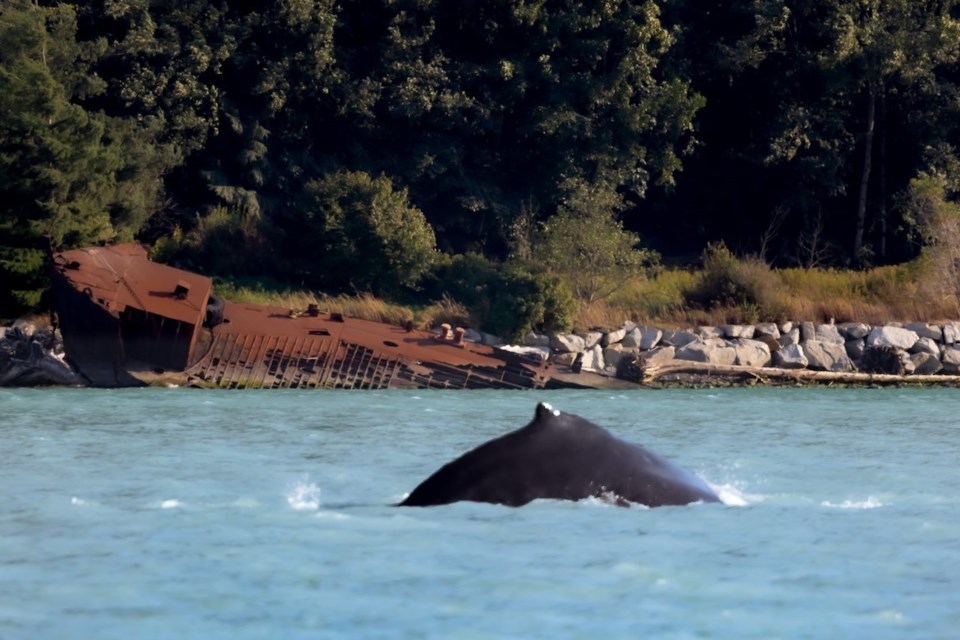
xmin=2 ymin=0 xmax=960 ymax=331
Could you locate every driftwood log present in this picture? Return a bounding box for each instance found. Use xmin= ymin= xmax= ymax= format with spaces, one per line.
xmin=639 ymin=361 xmax=960 ymax=387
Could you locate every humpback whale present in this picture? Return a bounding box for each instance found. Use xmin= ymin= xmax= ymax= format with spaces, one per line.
xmin=400 ymin=402 xmax=722 ymax=507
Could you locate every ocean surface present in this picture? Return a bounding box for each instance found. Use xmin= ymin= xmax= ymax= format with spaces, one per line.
xmin=1 ymin=387 xmax=958 ymax=639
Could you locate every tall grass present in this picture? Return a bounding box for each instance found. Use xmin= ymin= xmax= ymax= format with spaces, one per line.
xmin=214 ymin=256 xmax=957 ymax=339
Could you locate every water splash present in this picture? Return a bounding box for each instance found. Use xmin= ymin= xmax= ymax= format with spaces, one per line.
xmin=160 ymin=499 xmax=183 ymax=509
xmin=709 ymin=482 xmax=760 ymax=507
xmin=286 ymin=476 xmax=322 ymax=511
xmin=821 ymin=496 xmax=884 ymax=509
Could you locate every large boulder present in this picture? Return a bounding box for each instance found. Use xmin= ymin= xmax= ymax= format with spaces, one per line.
xmin=0 ymin=326 xmax=84 ymax=386
xmin=622 ymin=326 xmax=662 ymax=350
xmin=779 ymin=328 xmax=801 ymax=347
xmin=579 ymin=331 xmax=605 ymax=350
xmin=838 ymin=322 xmax=871 ymax=340
xmin=942 ymin=322 xmax=960 ymax=345
xmin=803 ymin=340 xmax=856 ymax=372
xmin=602 ymin=344 xmax=637 ymax=370
xmin=910 ymin=352 xmax=943 ymax=375
xmin=845 ymin=339 xmax=866 ymax=362
xmin=523 ymin=331 xmax=551 ymax=347
xmin=579 ymin=344 xmax=605 ymax=373
xmin=772 ymin=344 xmax=808 ymax=369
xmin=910 ymin=337 xmax=941 ymax=357
xmin=815 ymin=324 xmax=845 ymax=344
xmin=675 ymin=339 xmax=737 ymax=365
xmin=866 ymin=326 xmax=919 ymax=351
xmin=904 ymin=322 xmax=942 ymax=342
xmin=601 ymin=327 xmax=627 ymax=347
xmin=753 ymin=322 xmax=780 ymax=341
xmin=550 ymin=333 xmax=586 ymax=353
xmin=661 ymin=329 xmax=699 ymax=348
xmin=941 ymin=346 xmax=960 ymax=373
xmin=732 ymin=339 xmax=772 ymax=368
xmin=721 ymin=324 xmax=755 ymax=339
xmin=640 ymin=345 xmax=677 ymax=367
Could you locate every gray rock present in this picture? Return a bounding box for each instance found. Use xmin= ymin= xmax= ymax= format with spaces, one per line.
xmin=800 ymin=322 xmax=816 ymax=341
xmin=579 ymin=345 xmax=605 ymax=373
xmin=910 ymin=337 xmax=940 ymax=357
xmin=698 ymin=326 xmax=724 ymax=339
xmin=845 ymin=339 xmax=866 ymax=362
xmin=904 ymin=322 xmax=942 ymax=342
xmin=838 ymin=322 xmax=871 ymax=339
xmin=620 ymin=328 xmax=642 ymax=349
xmin=551 ymin=352 xmax=579 ymax=367
xmin=640 ymin=345 xmax=676 ymax=367
xmin=601 ymin=328 xmax=627 ymax=347
xmin=941 ymin=346 xmax=960 ymax=373
xmin=732 ymin=339 xmax=771 ymax=368
xmin=779 ymin=328 xmax=801 ymax=347
xmin=661 ymin=329 xmax=699 ymax=348
xmin=675 ymin=339 xmax=737 ymax=365
xmin=602 ymin=344 xmax=637 ymax=370
xmin=464 ymin=328 xmax=484 ymax=343
xmin=550 ymin=333 xmax=586 ymax=353
xmin=579 ymin=331 xmax=604 ymax=350
xmin=803 ymin=340 xmax=856 ymax=372
xmin=523 ymin=331 xmax=551 ymax=347
xmin=942 ymin=322 xmax=960 ymax=345
xmin=815 ymin=324 xmax=845 ymax=344
xmin=779 ymin=321 xmax=794 ymax=335
xmin=866 ymin=326 xmax=919 ymax=351
xmin=721 ymin=324 xmax=755 ymax=339
xmin=754 ymin=322 xmax=780 ymax=340
xmin=636 ymin=326 xmax=663 ymax=350
xmin=621 ymin=321 xmax=638 ymax=333
xmin=772 ymin=344 xmax=808 ymax=369
xmin=910 ymin=352 xmax=943 ymax=375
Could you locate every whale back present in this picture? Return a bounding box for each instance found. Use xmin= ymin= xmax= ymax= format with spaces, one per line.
xmin=400 ymin=403 xmax=720 ymax=507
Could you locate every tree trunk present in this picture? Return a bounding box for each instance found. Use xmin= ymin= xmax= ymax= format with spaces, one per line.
xmin=854 ymin=83 xmax=877 ymax=261
xmin=879 ymin=85 xmax=888 ymax=260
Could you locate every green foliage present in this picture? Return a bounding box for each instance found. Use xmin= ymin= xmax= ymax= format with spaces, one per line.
xmin=533 ymin=180 xmax=660 ymax=305
xmin=902 ymin=172 xmax=960 ymax=313
xmin=686 ymin=242 xmax=783 ymax=321
xmin=291 ymin=171 xmax=438 ymax=295
xmin=429 ymin=254 xmax=575 ymax=341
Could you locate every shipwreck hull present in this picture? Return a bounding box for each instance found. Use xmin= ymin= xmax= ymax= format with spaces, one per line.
xmin=185 ymin=302 xmax=553 ymax=390
xmin=50 ymin=244 xmax=559 ymax=390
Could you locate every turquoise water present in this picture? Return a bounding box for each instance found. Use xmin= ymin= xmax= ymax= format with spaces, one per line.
xmin=1 ymin=387 xmax=958 ymax=639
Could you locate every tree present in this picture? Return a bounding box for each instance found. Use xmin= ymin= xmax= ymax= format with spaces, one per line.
xmin=289 ymin=171 xmax=438 ymax=295
xmin=533 ymin=180 xmax=660 ymax=305
xmin=904 ymin=172 xmax=960 ymax=313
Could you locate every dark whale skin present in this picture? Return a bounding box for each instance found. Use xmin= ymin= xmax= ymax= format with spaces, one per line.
xmin=400 ymin=403 xmax=722 ymax=508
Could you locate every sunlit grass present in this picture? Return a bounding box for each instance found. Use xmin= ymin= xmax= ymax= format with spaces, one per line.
xmin=214 ymin=258 xmax=957 ymax=339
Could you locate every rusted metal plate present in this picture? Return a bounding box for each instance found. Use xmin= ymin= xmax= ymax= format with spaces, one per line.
xmin=53 ymin=245 xmax=211 ymax=326
xmin=185 ymin=302 xmax=554 ymax=390
xmin=50 ymin=244 xmax=558 ymax=390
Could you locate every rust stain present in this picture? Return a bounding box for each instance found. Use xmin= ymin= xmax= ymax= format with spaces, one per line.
xmin=185 ymin=302 xmax=552 ymax=389
xmin=50 ymin=244 xmax=557 ymax=389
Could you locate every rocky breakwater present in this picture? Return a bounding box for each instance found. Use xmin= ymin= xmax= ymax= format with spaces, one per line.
xmin=510 ymin=320 xmax=960 ymax=386
xmin=0 ymin=321 xmax=84 ymax=386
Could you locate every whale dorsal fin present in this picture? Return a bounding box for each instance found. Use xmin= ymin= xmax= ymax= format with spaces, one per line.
xmin=535 ymin=402 xmax=561 ymax=422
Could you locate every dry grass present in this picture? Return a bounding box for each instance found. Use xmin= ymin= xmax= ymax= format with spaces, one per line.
xmin=216 ymin=257 xmax=959 ymax=339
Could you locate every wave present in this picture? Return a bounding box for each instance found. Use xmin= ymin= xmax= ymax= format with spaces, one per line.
xmin=820 ymin=496 xmax=884 ymax=509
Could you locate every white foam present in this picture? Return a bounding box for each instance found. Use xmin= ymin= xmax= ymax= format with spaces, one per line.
xmin=315 ymin=510 xmax=351 ymax=521
xmin=160 ymin=499 xmax=182 ymax=509
xmin=708 ymin=482 xmax=760 ymax=507
xmin=70 ymin=496 xmax=88 ymax=506
xmin=821 ymin=496 xmax=884 ymax=509
xmin=286 ymin=476 xmax=322 ymax=511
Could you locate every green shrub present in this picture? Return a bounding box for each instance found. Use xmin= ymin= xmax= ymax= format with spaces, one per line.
xmin=686 ymin=242 xmax=783 ymax=322
xmin=292 ymin=171 xmax=438 ymax=295
xmin=429 ymin=254 xmax=575 ymax=341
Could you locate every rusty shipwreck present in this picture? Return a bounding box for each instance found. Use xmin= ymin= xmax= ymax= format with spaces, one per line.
xmin=49 ymin=244 xmax=560 ymax=389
